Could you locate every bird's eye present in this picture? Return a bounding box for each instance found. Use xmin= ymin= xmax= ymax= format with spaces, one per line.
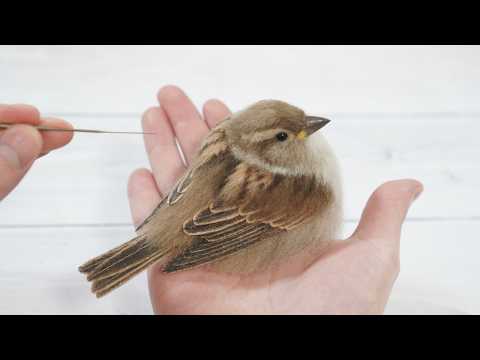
xmin=276 ymin=132 xmax=288 ymax=142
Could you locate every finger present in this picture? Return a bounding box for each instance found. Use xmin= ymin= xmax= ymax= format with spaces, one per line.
xmin=0 ymin=125 xmax=43 ymax=200
xmin=38 ymin=117 xmax=74 ymax=154
xmin=202 ymin=99 xmax=232 ymax=129
xmin=0 ymin=106 xmax=74 ymax=157
xmin=352 ymin=179 xmax=424 ymax=251
xmin=142 ymin=106 xmax=185 ymax=194
xmin=127 ymin=168 xmax=162 ymax=228
xmin=157 ymin=85 xmax=209 ymax=165
xmin=0 ymin=104 xmax=41 ymax=125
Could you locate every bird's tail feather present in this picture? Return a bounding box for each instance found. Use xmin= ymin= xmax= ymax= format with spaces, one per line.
xmin=79 ymin=234 xmax=168 ymax=298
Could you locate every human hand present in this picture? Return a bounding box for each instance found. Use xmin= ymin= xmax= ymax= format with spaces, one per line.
xmin=128 ymin=86 xmax=424 ymax=314
xmin=0 ymin=104 xmax=73 ymax=201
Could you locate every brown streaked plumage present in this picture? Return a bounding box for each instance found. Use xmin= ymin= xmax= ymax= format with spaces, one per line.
xmin=79 ymin=100 xmax=343 ymax=298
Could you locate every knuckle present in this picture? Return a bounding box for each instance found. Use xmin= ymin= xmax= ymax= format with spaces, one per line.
xmin=370 ymin=186 xmax=392 ymax=206
xmin=382 ymin=248 xmax=401 ymax=277
xmin=369 ymin=240 xmax=401 ymax=276
xmin=388 ymin=255 xmax=401 ymax=277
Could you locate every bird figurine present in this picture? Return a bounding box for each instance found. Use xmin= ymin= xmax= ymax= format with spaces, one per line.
xmin=79 ymin=100 xmax=343 ymax=297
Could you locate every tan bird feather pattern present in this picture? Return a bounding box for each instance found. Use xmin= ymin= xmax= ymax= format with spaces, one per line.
xmin=79 ymin=100 xmax=342 ymax=298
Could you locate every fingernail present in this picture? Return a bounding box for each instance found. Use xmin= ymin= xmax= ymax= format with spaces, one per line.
xmin=0 ymin=127 xmax=37 ymax=169
xmin=411 ymin=183 xmax=424 ymax=203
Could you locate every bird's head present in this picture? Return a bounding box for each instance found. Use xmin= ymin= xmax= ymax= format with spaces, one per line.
xmin=223 ymin=100 xmax=332 ymax=177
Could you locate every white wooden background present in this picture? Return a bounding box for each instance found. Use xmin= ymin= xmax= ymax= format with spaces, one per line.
xmin=0 ymin=45 xmax=479 ymax=314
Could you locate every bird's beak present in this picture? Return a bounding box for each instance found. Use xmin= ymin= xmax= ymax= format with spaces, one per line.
xmin=304 ymin=116 xmax=331 ymax=135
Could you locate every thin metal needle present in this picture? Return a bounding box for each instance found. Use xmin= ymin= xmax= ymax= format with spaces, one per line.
xmin=0 ymin=123 xmax=156 ymax=135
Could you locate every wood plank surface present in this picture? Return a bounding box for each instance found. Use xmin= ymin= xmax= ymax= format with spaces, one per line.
xmin=1 ymin=45 xmax=479 ymax=114
xmin=0 ymin=221 xmax=476 ymax=314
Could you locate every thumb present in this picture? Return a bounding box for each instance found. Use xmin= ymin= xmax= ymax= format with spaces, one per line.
xmin=0 ymin=125 xmax=43 ymax=201
xmin=352 ymin=179 xmax=424 ymax=250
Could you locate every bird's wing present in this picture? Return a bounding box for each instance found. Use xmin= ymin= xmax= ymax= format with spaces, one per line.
xmin=135 ymin=169 xmax=194 ymax=232
xmin=135 ymin=128 xmax=229 ymax=233
xmin=164 ymin=162 xmax=333 ymax=272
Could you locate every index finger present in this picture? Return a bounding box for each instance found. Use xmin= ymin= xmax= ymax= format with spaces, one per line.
xmin=0 ymin=104 xmax=41 ymax=125
xmin=38 ymin=117 xmax=74 ymax=155
xmin=0 ymin=105 xmax=74 ymax=156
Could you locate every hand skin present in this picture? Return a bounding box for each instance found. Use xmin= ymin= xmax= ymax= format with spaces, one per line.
xmin=0 ymin=104 xmax=73 ymax=201
xmin=128 ymin=86 xmax=424 ymax=315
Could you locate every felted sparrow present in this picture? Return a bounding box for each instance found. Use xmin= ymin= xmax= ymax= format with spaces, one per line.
xmin=79 ymin=100 xmax=343 ymax=297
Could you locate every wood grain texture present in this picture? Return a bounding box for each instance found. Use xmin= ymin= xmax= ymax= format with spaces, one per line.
xmin=0 ymin=45 xmax=479 ymax=114
xmin=0 ymin=227 xmax=152 ymax=314
xmin=0 ymin=222 xmax=477 ymax=314
xmin=0 ymin=45 xmax=479 ymax=314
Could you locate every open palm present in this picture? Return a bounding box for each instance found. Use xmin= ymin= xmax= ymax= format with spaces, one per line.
xmin=127 ymin=86 xmax=423 ymax=314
